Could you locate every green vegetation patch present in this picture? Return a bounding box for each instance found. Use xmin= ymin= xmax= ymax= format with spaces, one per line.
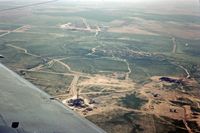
xmin=120 ymin=92 xmax=147 ymax=109
xmin=1 ymin=32 xmax=95 ymax=57
xmin=24 ymin=71 xmax=73 ymax=95
xmin=0 ymin=45 xmax=43 ymax=70
xmin=133 ymin=12 xmax=200 ymax=24
xmin=0 ymin=32 xmax=7 ymax=35
xmin=36 ymin=9 xmax=123 ymax=22
xmin=81 ymin=85 xmax=104 ymax=93
xmin=0 ymin=24 xmax=21 ymax=30
xmin=62 ymin=57 xmax=128 ymax=74
xmin=176 ymin=38 xmax=200 ymax=57
xmin=128 ymin=56 xmax=184 ymax=83
xmin=101 ymin=34 xmax=172 ymax=53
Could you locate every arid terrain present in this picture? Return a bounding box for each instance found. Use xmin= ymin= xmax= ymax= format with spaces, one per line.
xmin=0 ymin=0 xmax=200 ymax=132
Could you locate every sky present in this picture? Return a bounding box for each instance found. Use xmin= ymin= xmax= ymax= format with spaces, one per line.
xmin=0 ymin=0 xmax=199 ymax=12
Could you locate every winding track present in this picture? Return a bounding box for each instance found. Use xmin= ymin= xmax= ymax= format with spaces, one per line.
xmin=178 ymin=65 xmax=191 ymax=79
xmin=7 ymin=44 xmax=40 ymax=58
xmin=0 ymin=25 xmax=28 ymax=38
xmin=171 ymin=62 xmax=191 ymax=79
xmin=0 ymin=30 xmax=82 ymax=99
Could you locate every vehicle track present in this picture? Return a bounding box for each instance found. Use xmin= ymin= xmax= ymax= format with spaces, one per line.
xmin=7 ymin=44 xmax=40 ymax=58
xmin=0 ymin=25 xmax=28 ymax=38
xmin=182 ymin=107 xmax=193 ymax=133
xmin=172 ymin=37 xmax=177 ymax=54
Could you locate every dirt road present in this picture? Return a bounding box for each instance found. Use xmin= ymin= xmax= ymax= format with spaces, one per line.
xmin=178 ymin=65 xmax=191 ymax=79
xmin=125 ymin=59 xmax=131 ymax=80
xmin=172 ymin=37 xmax=177 ymax=54
xmin=68 ymin=74 xmax=79 ymax=98
xmin=182 ymin=107 xmax=193 ymax=133
xmin=0 ymin=31 xmax=11 ymax=37
xmin=82 ymin=18 xmax=91 ymax=31
xmin=7 ymin=44 xmax=40 ymax=58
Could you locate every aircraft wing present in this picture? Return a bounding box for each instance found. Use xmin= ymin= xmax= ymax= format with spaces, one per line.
xmin=0 ymin=63 xmax=106 ymax=133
